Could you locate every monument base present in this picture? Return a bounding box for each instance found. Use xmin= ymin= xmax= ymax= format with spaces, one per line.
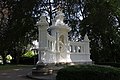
xmin=32 ymin=61 xmax=93 ymax=76
xmin=32 ymin=62 xmax=52 ymax=76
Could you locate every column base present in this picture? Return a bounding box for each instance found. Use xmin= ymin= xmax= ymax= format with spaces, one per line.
xmin=32 ymin=61 xmax=54 ymax=76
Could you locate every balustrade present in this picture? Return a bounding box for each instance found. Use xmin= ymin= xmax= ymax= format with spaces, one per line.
xmin=69 ymin=41 xmax=88 ymax=54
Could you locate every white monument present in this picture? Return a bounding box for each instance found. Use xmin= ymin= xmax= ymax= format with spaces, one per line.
xmin=36 ymin=10 xmax=92 ymax=64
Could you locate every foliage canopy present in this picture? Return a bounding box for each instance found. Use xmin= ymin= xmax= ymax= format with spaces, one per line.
xmin=0 ymin=0 xmax=120 ymax=64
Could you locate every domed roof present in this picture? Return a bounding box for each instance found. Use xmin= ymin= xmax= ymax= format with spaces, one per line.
xmin=49 ymin=10 xmax=71 ymax=31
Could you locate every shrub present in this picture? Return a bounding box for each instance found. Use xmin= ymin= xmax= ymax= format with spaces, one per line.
xmin=22 ymin=50 xmax=36 ymax=58
xmin=56 ymin=65 xmax=120 ymax=80
xmin=19 ymin=55 xmax=38 ymax=65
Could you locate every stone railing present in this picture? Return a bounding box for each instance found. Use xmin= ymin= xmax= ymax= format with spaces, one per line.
xmin=69 ymin=41 xmax=85 ymax=54
xmin=47 ymin=33 xmax=56 ymax=51
xmin=69 ymin=41 xmax=91 ymax=62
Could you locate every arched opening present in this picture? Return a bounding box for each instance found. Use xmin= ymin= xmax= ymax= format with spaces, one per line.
xmin=59 ymin=35 xmax=65 ymax=52
xmin=59 ymin=35 xmax=64 ymax=43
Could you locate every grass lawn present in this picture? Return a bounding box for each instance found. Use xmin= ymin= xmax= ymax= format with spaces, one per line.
xmin=0 ymin=64 xmax=34 ymax=71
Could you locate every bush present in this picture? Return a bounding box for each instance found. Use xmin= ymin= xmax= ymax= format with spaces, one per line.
xmin=19 ymin=55 xmax=38 ymax=65
xmin=22 ymin=50 xmax=36 ymax=58
xmin=56 ymin=65 xmax=120 ymax=80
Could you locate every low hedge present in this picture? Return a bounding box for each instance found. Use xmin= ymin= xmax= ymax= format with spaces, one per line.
xmin=56 ymin=65 xmax=120 ymax=80
xmin=95 ymin=62 xmax=120 ymax=68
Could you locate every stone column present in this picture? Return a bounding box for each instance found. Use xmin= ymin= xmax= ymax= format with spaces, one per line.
xmin=55 ymin=32 xmax=60 ymax=63
xmin=37 ymin=22 xmax=42 ymax=64
xmin=36 ymin=15 xmax=48 ymax=64
xmin=56 ymin=32 xmax=59 ymax=52
xmin=32 ymin=15 xmax=51 ymax=76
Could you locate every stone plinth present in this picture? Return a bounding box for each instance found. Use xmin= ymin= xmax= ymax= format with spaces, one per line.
xmin=32 ymin=63 xmax=50 ymax=76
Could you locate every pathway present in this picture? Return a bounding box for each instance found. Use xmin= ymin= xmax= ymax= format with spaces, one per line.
xmin=0 ymin=65 xmax=34 ymax=80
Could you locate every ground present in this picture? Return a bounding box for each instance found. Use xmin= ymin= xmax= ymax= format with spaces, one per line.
xmin=0 ymin=65 xmax=34 ymax=80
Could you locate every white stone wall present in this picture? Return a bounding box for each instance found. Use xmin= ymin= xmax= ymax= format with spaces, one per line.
xmin=69 ymin=41 xmax=92 ymax=63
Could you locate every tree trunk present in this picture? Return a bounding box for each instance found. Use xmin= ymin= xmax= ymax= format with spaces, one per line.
xmin=16 ymin=52 xmax=20 ymax=64
xmin=49 ymin=0 xmax=52 ymax=26
xmin=2 ymin=54 xmax=6 ymax=65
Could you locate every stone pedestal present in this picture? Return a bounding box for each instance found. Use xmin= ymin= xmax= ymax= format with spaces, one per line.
xmin=32 ymin=62 xmax=51 ymax=76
